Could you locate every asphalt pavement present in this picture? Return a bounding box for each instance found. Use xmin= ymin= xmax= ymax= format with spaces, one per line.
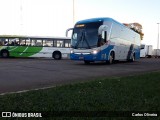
xmin=0 ymin=58 xmax=160 ymax=94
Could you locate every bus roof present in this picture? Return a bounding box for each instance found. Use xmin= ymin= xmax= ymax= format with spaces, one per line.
xmin=0 ymin=35 xmax=70 ymax=40
xmin=76 ymin=17 xmax=126 ymax=28
xmin=76 ymin=17 xmax=141 ymax=36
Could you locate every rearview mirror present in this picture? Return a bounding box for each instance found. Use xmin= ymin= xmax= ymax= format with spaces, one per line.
xmin=66 ymin=28 xmax=73 ymax=37
xmin=98 ymin=25 xmax=108 ymax=35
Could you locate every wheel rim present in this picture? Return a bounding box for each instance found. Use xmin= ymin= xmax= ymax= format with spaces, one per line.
xmin=109 ymin=53 xmax=113 ymax=64
xmin=54 ymin=53 xmax=60 ymax=59
xmin=2 ymin=52 xmax=8 ymax=57
xmin=132 ymin=55 xmax=135 ymax=61
xmin=131 ymin=53 xmax=135 ymax=62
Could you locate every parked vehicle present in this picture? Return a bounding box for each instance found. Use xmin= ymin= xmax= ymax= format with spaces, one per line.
xmin=153 ymin=49 xmax=160 ymax=58
xmin=0 ymin=35 xmax=71 ymax=60
xmin=140 ymin=44 xmax=153 ymax=58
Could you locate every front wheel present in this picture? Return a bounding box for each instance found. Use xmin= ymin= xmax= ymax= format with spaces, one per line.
xmin=84 ymin=60 xmax=90 ymax=64
xmin=106 ymin=52 xmax=114 ymax=64
xmin=1 ymin=50 xmax=9 ymax=58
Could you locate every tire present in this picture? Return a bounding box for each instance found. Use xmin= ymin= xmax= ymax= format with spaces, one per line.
xmin=1 ymin=50 xmax=9 ymax=58
xmin=53 ymin=52 xmax=61 ymax=60
xmin=84 ymin=60 xmax=90 ymax=64
xmin=130 ymin=53 xmax=135 ymax=62
xmin=107 ymin=52 xmax=114 ymax=64
xmin=148 ymin=55 xmax=152 ymax=58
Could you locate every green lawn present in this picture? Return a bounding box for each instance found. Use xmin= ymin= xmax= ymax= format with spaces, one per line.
xmin=0 ymin=71 xmax=160 ymax=120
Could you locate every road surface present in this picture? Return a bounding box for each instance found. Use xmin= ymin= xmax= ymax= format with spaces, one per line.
xmin=0 ymin=58 xmax=160 ymax=94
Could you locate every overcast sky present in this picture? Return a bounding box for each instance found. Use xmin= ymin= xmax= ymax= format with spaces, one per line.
xmin=0 ymin=0 xmax=160 ymax=48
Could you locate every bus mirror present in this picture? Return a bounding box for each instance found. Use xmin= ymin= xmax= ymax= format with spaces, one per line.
xmin=98 ymin=25 xmax=108 ymax=35
xmin=66 ymin=28 xmax=73 ymax=37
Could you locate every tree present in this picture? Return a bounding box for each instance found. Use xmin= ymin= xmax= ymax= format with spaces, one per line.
xmin=123 ymin=23 xmax=144 ymax=40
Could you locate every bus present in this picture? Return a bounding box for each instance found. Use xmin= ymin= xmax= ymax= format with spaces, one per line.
xmin=0 ymin=35 xmax=71 ymax=60
xmin=66 ymin=17 xmax=141 ymax=64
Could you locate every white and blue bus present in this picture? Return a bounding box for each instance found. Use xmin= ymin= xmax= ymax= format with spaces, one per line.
xmin=66 ymin=17 xmax=141 ymax=64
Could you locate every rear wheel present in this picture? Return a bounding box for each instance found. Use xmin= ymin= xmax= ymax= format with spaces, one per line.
xmin=147 ymin=55 xmax=152 ymax=58
xmin=53 ymin=52 xmax=61 ymax=60
xmin=130 ymin=53 xmax=135 ymax=62
xmin=1 ymin=50 xmax=9 ymax=58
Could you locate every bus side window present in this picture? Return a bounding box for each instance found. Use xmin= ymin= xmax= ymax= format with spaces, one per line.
xmin=59 ymin=41 xmax=64 ymax=47
xmin=43 ymin=40 xmax=53 ymax=47
xmin=64 ymin=40 xmax=70 ymax=48
xmin=4 ymin=40 xmax=8 ymax=45
xmin=0 ymin=41 xmax=2 ymax=46
xmin=20 ymin=39 xmax=26 ymax=46
xmin=98 ymin=31 xmax=107 ymax=47
xmin=102 ymin=31 xmax=107 ymax=43
xmin=26 ymin=39 xmax=30 ymax=46
xmin=56 ymin=40 xmax=64 ymax=47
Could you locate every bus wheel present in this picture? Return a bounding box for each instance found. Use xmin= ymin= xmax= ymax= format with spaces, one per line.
xmin=1 ymin=50 xmax=9 ymax=58
xmin=107 ymin=52 xmax=114 ymax=64
xmin=130 ymin=53 xmax=135 ymax=62
xmin=84 ymin=60 xmax=90 ymax=64
xmin=53 ymin=52 xmax=61 ymax=60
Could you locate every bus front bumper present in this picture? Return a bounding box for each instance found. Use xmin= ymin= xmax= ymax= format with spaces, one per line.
xmin=70 ymin=53 xmax=102 ymax=61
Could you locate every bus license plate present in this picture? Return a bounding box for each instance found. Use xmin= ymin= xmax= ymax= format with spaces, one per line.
xmin=79 ymin=56 xmax=84 ymax=60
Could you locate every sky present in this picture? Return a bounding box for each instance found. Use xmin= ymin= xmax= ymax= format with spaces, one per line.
xmin=0 ymin=0 xmax=160 ymax=48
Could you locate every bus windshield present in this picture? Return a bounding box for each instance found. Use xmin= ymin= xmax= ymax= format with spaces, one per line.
xmin=71 ymin=21 xmax=103 ymax=49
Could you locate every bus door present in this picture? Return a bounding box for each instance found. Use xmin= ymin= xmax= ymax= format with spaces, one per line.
xmin=98 ymin=25 xmax=108 ymax=60
xmin=96 ymin=31 xmax=107 ymax=60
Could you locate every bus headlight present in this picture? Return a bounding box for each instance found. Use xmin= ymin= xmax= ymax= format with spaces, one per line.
xmin=70 ymin=49 xmax=74 ymax=54
xmin=92 ymin=50 xmax=98 ymax=54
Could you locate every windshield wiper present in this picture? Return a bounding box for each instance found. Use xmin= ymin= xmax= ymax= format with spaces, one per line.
xmin=75 ymin=30 xmax=90 ymax=49
xmin=83 ymin=32 xmax=91 ymax=49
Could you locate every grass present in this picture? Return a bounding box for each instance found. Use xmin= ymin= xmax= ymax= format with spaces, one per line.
xmin=0 ymin=71 xmax=160 ymax=120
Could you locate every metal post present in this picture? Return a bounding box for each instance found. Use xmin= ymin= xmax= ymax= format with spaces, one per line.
xmin=73 ymin=0 xmax=75 ymax=26
xmin=157 ymin=23 xmax=159 ymax=49
xmin=156 ymin=23 xmax=160 ymax=58
xmin=20 ymin=0 xmax=23 ymax=35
